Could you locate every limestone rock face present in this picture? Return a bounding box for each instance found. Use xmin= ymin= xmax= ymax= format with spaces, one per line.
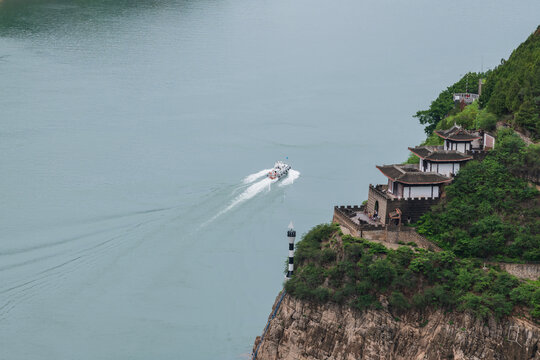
xmin=252 ymin=293 xmax=540 ymax=360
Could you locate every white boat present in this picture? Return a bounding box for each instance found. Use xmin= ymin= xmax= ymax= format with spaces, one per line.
xmin=267 ymin=161 xmax=291 ymax=180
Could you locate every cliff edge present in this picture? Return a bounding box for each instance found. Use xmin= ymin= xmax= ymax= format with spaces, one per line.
xmin=253 ymin=292 xmax=540 ymax=360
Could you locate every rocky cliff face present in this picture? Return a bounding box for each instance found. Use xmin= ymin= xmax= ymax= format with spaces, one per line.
xmin=253 ymin=292 xmax=540 ymax=360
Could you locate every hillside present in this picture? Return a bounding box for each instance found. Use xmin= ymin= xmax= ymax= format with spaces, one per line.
xmin=480 ymin=26 xmax=540 ymax=139
xmin=284 ymin=224 xmax=539 ymax=323
xmin=252 ymin=27 xmax=540 ymax=360
xmin=414 ymin=72 xmax=485 ymax=135
xmin=252 ymin=225 xmax=540 ymax=359
xmin=417 ymin=130 xmax=540 ymax=262
xmin=415 ymin=26 xmax=540 ymax=139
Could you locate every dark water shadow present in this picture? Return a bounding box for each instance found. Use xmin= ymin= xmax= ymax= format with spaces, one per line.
xmin=0 ymin=0 xmax=197 ymax=37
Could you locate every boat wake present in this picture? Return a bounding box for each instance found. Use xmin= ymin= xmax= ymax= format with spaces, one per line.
xmin=204 ymin=168 xmax=300 ymax=226
xmin=278 ymin=169 xmax=300 ymax=187
xmin=0 ymin=166 xmax=300 ymax=320
xmin=242 ymin=169 xmax=272 ymax=184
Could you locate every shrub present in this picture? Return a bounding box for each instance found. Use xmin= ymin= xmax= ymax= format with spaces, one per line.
xmin=476 ymin=109 xmax=498 ymax=131
xmin=389 ymin=291 xmax=411 ymax=311
xmin=484 ymin=294 xmax=513 ymax=319
xmin=344 ymin=243 xmax=364 ymax=262
xmin=288 ymin=223 xmax=539 ymax=322
xmin=368 ymin=259 xmax=396 ymax=288
xmin=458 ymin=293 xmax=490 ymax=319
xmin=320 ymin=249 xmax=337 ymax=264
xmin=351 ymin=294 xmax=379 ymax=311
xmin=313 ymin=287 xmax=331 ymax=303
xmin=417 ymin=135 xmax=540 ymax=261
xmin=326 ymin=265 xmax=345 ymax=288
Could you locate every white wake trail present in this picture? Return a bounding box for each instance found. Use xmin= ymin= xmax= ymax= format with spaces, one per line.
xmin=278 ymin=169 xmax=300 ymax=187
xmin=202 ymin=168 xmax=300 ymax=227
xmin=242 ymin=169 xmax=271 ymax=184
xmin=224 ymin=177 xmax=276 ymax=213
xmin=203 ymin=177 xmax=276 ymax=226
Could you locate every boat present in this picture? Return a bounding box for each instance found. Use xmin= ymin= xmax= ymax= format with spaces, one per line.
xmin=267 ymin=161 xmax=291 ymax=180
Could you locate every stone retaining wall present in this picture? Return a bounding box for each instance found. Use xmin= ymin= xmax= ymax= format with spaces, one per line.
xmin=491 ymin=263 xmax=540 ymax=281
xmin=333 ymin=206 xmax=439 ymax=251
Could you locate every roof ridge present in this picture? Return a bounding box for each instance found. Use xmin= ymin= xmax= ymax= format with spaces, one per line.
xmin=393 ymin=165 xmax=406 ymax=174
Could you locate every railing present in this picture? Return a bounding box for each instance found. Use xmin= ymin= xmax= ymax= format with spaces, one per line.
xmin=453 ymin=93 xmax=479 ymax=103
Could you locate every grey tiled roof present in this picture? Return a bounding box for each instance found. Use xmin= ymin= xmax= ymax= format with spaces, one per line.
xmin=435 ymin=125 xmax=481 ymax=141
xmin=376 ymin=164 xmax=452 ymax=184
xmin=409 ymin=146 xmax=473 ymax=162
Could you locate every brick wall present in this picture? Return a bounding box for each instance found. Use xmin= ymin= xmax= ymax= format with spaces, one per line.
xmin=395 ymin=198 xmax=440 ymax=223
xmin=367 ymin=185 xmax=441 ymax=225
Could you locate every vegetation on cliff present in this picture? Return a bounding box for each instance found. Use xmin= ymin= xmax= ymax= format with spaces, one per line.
xmin=414 ymin=72 xmax=485 ymax=135
xmin=417 ymin=130 xmax=540 ymax=261
xmin=285 ymin=224 xmax=540 ymax=322
xmin=480 ymin=26 xmax=540 ymax=139
xmin=410 ymin=26 xmax=540 ymax=263
xmin=286 ymin=26 xmax=540 ymax=326
xmin=416 ymin=26 xmax=540 ymax=139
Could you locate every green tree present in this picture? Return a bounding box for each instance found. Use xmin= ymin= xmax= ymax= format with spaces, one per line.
xmin=414 ymin=72 xmax=484 ymax=135
xmin=476 ymin=109 xmax=497 ymax=131
xmin=515 ymin=99 xmax=540 ymax=135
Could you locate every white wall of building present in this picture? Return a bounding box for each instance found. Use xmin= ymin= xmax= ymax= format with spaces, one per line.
xmin=402 ymin=185 xmax=439 ymax=199
xmin=437 ymin=163 xmax=454 ymax=176
xmin=426 ymin=161 xmax=462 ymax=176
xmin=444 ymin=140 xmax=471 ymax=153
xmin=410 ymin=186 xmax=434 ymax=198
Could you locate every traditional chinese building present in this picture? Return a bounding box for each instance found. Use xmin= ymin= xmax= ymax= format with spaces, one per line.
xmin=334 ymin=125 xmax=496 ymax=228
xmin=435 ymin=124 xmax=496 ymax=153
xmin=408 ymin=146 xmax=472 ymax=177
xmin=435 ymin=125 xmax=482 ymax=153
xmin=375 ymin=164 xmax=451 ymax=200
xmin=366 ymin=164 xmax=451 ymax=225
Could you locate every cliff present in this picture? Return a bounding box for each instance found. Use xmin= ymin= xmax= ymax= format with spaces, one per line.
xmin=253 ymin=292 xmax=540 ymax=360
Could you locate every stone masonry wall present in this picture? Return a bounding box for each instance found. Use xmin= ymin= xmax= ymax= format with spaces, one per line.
xmin=492 ymin=263 xmax=540 ymax=281
xmin=333 ymin=207 xmax=440 ymax=251
xmin=367 ymin=185 xmax=389 ymax=224
xmin=367 ymin=185 xmax=441 ymax=225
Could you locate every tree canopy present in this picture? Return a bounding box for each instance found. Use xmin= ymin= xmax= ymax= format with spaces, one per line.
xmin=417 ymin=130 xmax=540 ymax=261
xmin=286 ymin=224 xmax=540 ymax=322
xmin=414 ymin=72 xmax=485 ymax=135
xmin=415 ymin=26 xmax=540 ymax=139
xmin=479 ymin=26 xmax=540 ymax=139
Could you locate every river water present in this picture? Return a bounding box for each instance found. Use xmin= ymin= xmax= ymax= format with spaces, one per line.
xmin=0 ymin=1 xmax=538 ymax=359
